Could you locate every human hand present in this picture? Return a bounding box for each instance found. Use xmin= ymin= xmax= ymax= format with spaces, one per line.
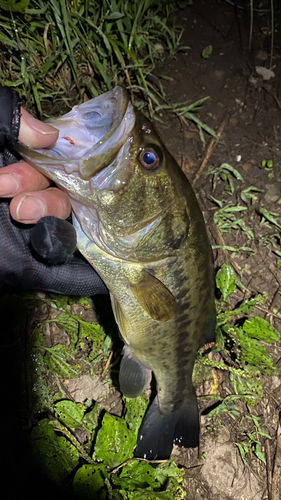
xmin=0 ymin=107 xmax=71 ymax=224
xmin=0 ymin=86 xmax=107 ymax=295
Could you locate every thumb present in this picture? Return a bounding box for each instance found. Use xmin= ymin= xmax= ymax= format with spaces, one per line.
xmin=19 ymin=108 xmax=59 ymax=148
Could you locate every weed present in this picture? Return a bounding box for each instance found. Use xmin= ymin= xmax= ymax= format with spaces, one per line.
xmin=235 ymin=414 xmax=271 ymax=465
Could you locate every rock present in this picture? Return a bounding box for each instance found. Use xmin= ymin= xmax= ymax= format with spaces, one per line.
xmin=65 ymin=374 xmax=110 ymax=402
xmin=264 ymin=184 xmax=280 ymax=203
xmin=200 ymin=431 xmax=263 ymax=500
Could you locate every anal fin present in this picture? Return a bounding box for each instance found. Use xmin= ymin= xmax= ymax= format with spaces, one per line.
xmin=119 ymin=346 xmax=151 ymax=398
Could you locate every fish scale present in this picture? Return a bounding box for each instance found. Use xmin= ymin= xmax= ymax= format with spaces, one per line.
xmin=17 ymin=86 xmax=216 ymax=460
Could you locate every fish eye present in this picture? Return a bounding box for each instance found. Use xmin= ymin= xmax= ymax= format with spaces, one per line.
xmin=139 ymin=148 xmax=160 ymax=170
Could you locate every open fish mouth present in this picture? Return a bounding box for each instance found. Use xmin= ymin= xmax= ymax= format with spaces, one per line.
xmin=16 ymin=86 xmax=135 ymax=181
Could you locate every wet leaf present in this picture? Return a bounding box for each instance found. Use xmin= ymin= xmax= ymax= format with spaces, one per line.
xmin=30 ymin=349 xmax=53 ymax=413
xmin=216 ymin=263 xmax=236 ymax=300
xmin=94 ymin=413 xmax=136 ymax=467
xmin=30 ymin=419 xmax=79 ymax=484
xmin=111 ymin=461 xmax=159 ymax=490
xmin=243 ymin=317 xmax=279 ymax=343
xmin=44 ymin=344 xmax=81 ymax=378
xmin=235 ymin=329 xmax=277 ymax=376
xmin=83 ymin=403 xmax=101 ymax=435
xmin=124 ymin=394 xmax=149 ymax=436
xmin=73 ymin=464 xmax=108 ymax=500
xmin=54 ymin=400 xmax=85 ymax=428
xmin=154 ymin=459 xmax=185 ymax=485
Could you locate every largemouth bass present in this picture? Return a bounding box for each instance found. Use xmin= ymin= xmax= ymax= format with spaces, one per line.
xmin=18 ymin=86 xmax=216 ymax=460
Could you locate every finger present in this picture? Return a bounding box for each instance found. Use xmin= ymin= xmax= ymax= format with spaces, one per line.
xmin=10 ymin=187 xmax=71 ymax=224
xmin=19 ymin=108 xmax=59 ymax=148
xmin=0 ymin=160 xmax=51 ymax=197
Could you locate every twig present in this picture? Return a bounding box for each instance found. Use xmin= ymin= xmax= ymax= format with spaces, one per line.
xmin=102 ymin=350 xmax=113 ymax=377
xmin=256 ymin=306 xmax=281 ymax=322
xmin=192 ymin=113 xmax=229 ymax=187
xmin=265 ymin=286 xmax=281 ymax=320
xmin=272 ymin=413 xmax=281 ymax=500
xmin=110 ymin=457 xmax=168 ymax=474
xmin=54 ymin=374 xmax=76 ymax=402
xmin=266 ymin=439 xmax=273 ymax=500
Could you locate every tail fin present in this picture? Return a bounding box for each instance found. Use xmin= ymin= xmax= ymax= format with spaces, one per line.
xmin=135 ymin=392 xmax=199 ymax=460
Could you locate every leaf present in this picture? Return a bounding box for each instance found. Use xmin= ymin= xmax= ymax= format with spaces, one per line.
xmin=229 ymin=372 xmax=262 ymax=405
xmin=54 ymin=400 xmax=85 ymax=428
xmin=154 ymin=458 xmax=185 ymax=485
xmin=47 ymin=311 xmax=79 ymax=348
xmin=44 ymin=344 xmax=81 ymax=378
xmin=255 ymin=450 xmax=266 ymax=464
xmin=216 ymin=264 xmax=236 ymax=300
xmin=124 ymin=394 xmax=149 ymax=436
xmin=30 ymin=419 xmax=79 ymax=484
xmin=105 ymin=12 xmax=125 ymax=20
xmin=111 ymin=461 xmax=159 ymax=490
xmin=0 ymin=0 xmax=30 ymax=11
xmin=82 ymin=403 xmax=101 ymax=436
xmin=73 ymin=464 xmax=108 ymax=500
xmin=202 ymin=45 xmax=212 ymax=59
xmin=235 ymin=329 xmax=277 ymax=376
xmin=243 ymin=317 xmax=279 ymax=343
xmin=30 ymin=349 xmax=53 ymax=413
xmin=78 ymin=319 xmax=105 ymax=345
xmin=94 ymin=413 xmax=136 ymax=467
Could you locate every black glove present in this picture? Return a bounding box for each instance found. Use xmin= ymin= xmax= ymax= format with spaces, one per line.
xmin=0 ymin=86 xmax=107 ymax=296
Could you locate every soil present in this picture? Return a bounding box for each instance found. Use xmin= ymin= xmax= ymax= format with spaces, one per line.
xmin=2 ymin=1 xmax=281 ymax=499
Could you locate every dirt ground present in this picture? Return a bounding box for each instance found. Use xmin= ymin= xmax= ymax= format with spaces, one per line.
xmin=2 ymin=1 xmax=281 ymax=499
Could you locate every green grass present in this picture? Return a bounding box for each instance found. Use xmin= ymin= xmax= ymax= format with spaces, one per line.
xmin=0 ymin=0 xmax=192 ymax=117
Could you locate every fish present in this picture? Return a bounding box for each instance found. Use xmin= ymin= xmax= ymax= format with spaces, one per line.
xmin=17 ymin=86 xmax=216 ymax=460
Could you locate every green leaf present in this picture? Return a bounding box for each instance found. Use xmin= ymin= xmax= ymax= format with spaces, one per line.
xmin=30 ymin=419 xmax=79 ymax=484
xmin=30 ymin=349 xmax=53 ymax=413
xmin=255 ymin=450 xmax=266 ymax=464
xmin=54 ymin=400 xmax=85 ymax=428
xmin=111 ymin=461 xmax=159 ymax=490
xmin=94 ymin=413 xmax=136 ymax=467
xmin=202 ymin=45 xmax=212 ymax=59
xmin=73 ymin=464 xmax=108 ymax=500
xmin=124 ymin=394 xmax=149 ymax=436
xmin=154 ymin=458 xmax=185 ymax=485
xmin=229 ymin=371 xmax=262 ymax=405
xmin=82 ymin=403 xmax=101 ymax=437
xmin=105 ymin=12 xmax=125 ymax=20
xmin=243 ymin=317 xmax=279 ymax=343
xmin=126 ymin=491 xmax=173 ymax=499
xmin=47 ymin=311 xmax=79 ymax=348
xmin=44 ymin=344 xmax=81 ymax=378
xmin=216 ymin=264 xmax=236 ymax=300
xmin=235 ymin=329 xmax=277 ymax=376
xmin=0 ymin=0 xmax=30 ymax=12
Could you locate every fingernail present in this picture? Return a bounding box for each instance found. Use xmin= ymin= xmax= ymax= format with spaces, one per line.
xmin=27 ymin=115 xmax=58 ymax=136
xmin=16 ymin=195 xmax=47 ymax=222
xmin=0 ymin=174 xmax=20 ymax=196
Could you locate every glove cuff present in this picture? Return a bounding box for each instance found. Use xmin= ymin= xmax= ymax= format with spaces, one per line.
xmin=0 ymin=86 xmax=21 ymax=149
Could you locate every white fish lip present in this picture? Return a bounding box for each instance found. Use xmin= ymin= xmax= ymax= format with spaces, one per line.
xmin=16 ymin=86 xmax=135 ymax=183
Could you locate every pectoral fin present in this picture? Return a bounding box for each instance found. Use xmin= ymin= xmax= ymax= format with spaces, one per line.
xmin=110 ymin=294 xmax=128 ymax=342
xmin=119 ymin=346 xmax=151 ymax=398
xmin=130 ymin=270 xmax=177 ymax=321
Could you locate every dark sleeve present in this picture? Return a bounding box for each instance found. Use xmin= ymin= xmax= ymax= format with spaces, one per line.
xmin=0 ymin=86 xmax=21 ymax=149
